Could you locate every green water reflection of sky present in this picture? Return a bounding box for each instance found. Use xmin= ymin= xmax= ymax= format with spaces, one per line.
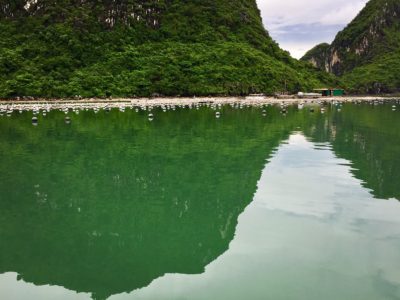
xmin=0 ymin=103 xmax=399 ymax=300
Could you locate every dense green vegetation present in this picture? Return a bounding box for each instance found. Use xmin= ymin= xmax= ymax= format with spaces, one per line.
xmin=0 ymin=0 xmax=334 ymax=98
xmin=301 ymin=0 xmax=400 ymax=94
xmin=341 ymin=50 xmax=400 ymax=94
xmin=301 ymin=43 xmax=330 ymax=71
xmin=330 ymin=0 xmax=399 ymax=74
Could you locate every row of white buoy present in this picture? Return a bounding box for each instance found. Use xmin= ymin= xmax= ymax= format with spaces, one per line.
xmin=30 ymin=116 xmax=71 ymax=126
xmin=0 ymin=99 xmax=314 ymax=114
xmin=0 ymin=102 xmax=354 ymax=115
xmin=0 ymin=105 xmax=320 ymax=121
xmin=1 ymin=100 xmax=398 ymax=122
xmin=3 ymin=98 xmax=400 ymax=111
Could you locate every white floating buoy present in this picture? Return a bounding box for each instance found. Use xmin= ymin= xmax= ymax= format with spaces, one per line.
xmin=262 ymin=109 xmax=267 ymax=117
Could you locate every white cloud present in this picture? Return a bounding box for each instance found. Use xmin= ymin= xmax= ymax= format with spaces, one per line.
xmin=256 ymin=0 xmax=368 ymax=58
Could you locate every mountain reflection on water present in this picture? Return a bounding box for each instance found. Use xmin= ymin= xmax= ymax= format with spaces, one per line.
xmin=307 ymin=103 xmax=400 ymax=200
xmin=0 ymin=103 xmax=399 ymax=300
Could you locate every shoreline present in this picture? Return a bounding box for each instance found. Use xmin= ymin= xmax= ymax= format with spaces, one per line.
xmin=0 ymin=96 xmax=399 ymax=111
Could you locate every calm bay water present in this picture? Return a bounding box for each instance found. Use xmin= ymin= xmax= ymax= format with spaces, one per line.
xmin=0 ymin=102 xmax=399 ymax=300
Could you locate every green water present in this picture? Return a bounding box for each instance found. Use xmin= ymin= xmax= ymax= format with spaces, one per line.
xmin=0 ymin=103 xmax=399 ymax=300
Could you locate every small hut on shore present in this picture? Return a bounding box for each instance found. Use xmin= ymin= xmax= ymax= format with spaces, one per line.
xmin=314 ymin=88 xmax=344 ymax=97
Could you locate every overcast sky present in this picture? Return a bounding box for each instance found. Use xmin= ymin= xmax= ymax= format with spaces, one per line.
xmin=256 ymin=0 xmax=369 ymax=58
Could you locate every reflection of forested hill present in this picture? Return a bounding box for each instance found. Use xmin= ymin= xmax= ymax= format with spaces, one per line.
xmin=1 ymin=104 xmax=397 ymax=299
xmin=0 ymin=107 xmax=295 ymax=300
xmin=303 ymin=103 xmax=400 ymax=201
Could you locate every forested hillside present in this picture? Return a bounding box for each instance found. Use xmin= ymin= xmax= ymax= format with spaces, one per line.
xmin=302 ymin=0 xmax=400 ymax=94
xmin=0 ymin=0 xmax=333 ymax=98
